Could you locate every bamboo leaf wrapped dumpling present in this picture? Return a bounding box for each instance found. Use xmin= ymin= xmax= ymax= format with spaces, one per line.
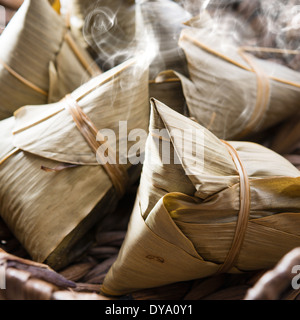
xmin=176 ymin=14 xmax=300 ymax=140
xmin=69 ymin=0 xmax=191 ymax=78
xmin=101 ymin=98 xmax=300 ymax=296
xmin=0 ymin=0 xmax=100 ymax=120
xmin=0 ymin=57 xmax=149 ymax=270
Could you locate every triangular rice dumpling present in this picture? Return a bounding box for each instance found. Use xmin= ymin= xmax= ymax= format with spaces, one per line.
xmin=67 ymin=0 xmax=191 ymax=78
xmin=101 ymin=98 xmax=300 ymax=296
xmin=0 ymin=57 xmax=149 ymax=270
xmin=0 ymin=0 xmax=100 ymax=120
xmin=176 ymin=14 xmax=300 ymax=140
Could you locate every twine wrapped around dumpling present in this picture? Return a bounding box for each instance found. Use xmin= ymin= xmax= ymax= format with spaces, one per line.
xmin=175 ymin=13 xmax=300 ymax=140
xmin=0 ymin=0 xmax=100 ymax=120
xmin=0 ymin=57 xmax=149 ymax=270
xmin=101 ymin=98 xmax=300 ymax=296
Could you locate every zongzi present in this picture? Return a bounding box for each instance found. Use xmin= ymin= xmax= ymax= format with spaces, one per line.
xmin=101 ymin=98 xmax=300 ymax=296
xmin=0 ymin=57 xmax=149 ymax=270
xmin=176 ymin=14 xmax=300 ymax=140
xmin=0 ymin=0 xmax=100 ymax=120
xmin=67 ymin=0 xmax=191 ymax=79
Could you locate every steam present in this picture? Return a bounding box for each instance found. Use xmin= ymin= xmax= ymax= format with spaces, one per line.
xmin=82 ymin=0 xmax=191 ymax=79
xmin=178 ymin=0 xmax=300 ymax=70
xmin=135 ymin=0 xmax=191 ymax=78
xmin=83 ymin=1 xmax=136 ymax=70
xmin=81 ymin=0 xmax=300 ymax=77
xmin=207 ymin=0 xmax=300 ymax=50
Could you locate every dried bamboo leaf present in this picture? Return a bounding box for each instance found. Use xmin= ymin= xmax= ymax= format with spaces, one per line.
xmin=135 ymin=0 xmax=191 ymax=79
xmin=149 ymin=70 xmax=188 ymax=116
xmin=0 ymin=0 xmax=100 ymax=119
xmin=0 ymin=57 xmax=149 ymax=270
xmin=176 ymin=13 xmax=300 ymax=140
xmin=101 ymin=99 xmax=300 ymax=296
xmin=67 ymin=0 xmax=191 ymax=78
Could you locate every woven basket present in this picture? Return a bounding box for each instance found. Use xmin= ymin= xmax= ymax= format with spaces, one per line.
xmin=1 ymin=184 xmax=300 ymax=301
xmin=1 ymin=0 xmax=300 ymax=302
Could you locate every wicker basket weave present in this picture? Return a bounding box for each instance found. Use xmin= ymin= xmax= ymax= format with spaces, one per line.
xmin=1 ymin=187 xmax=300 ymax=301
